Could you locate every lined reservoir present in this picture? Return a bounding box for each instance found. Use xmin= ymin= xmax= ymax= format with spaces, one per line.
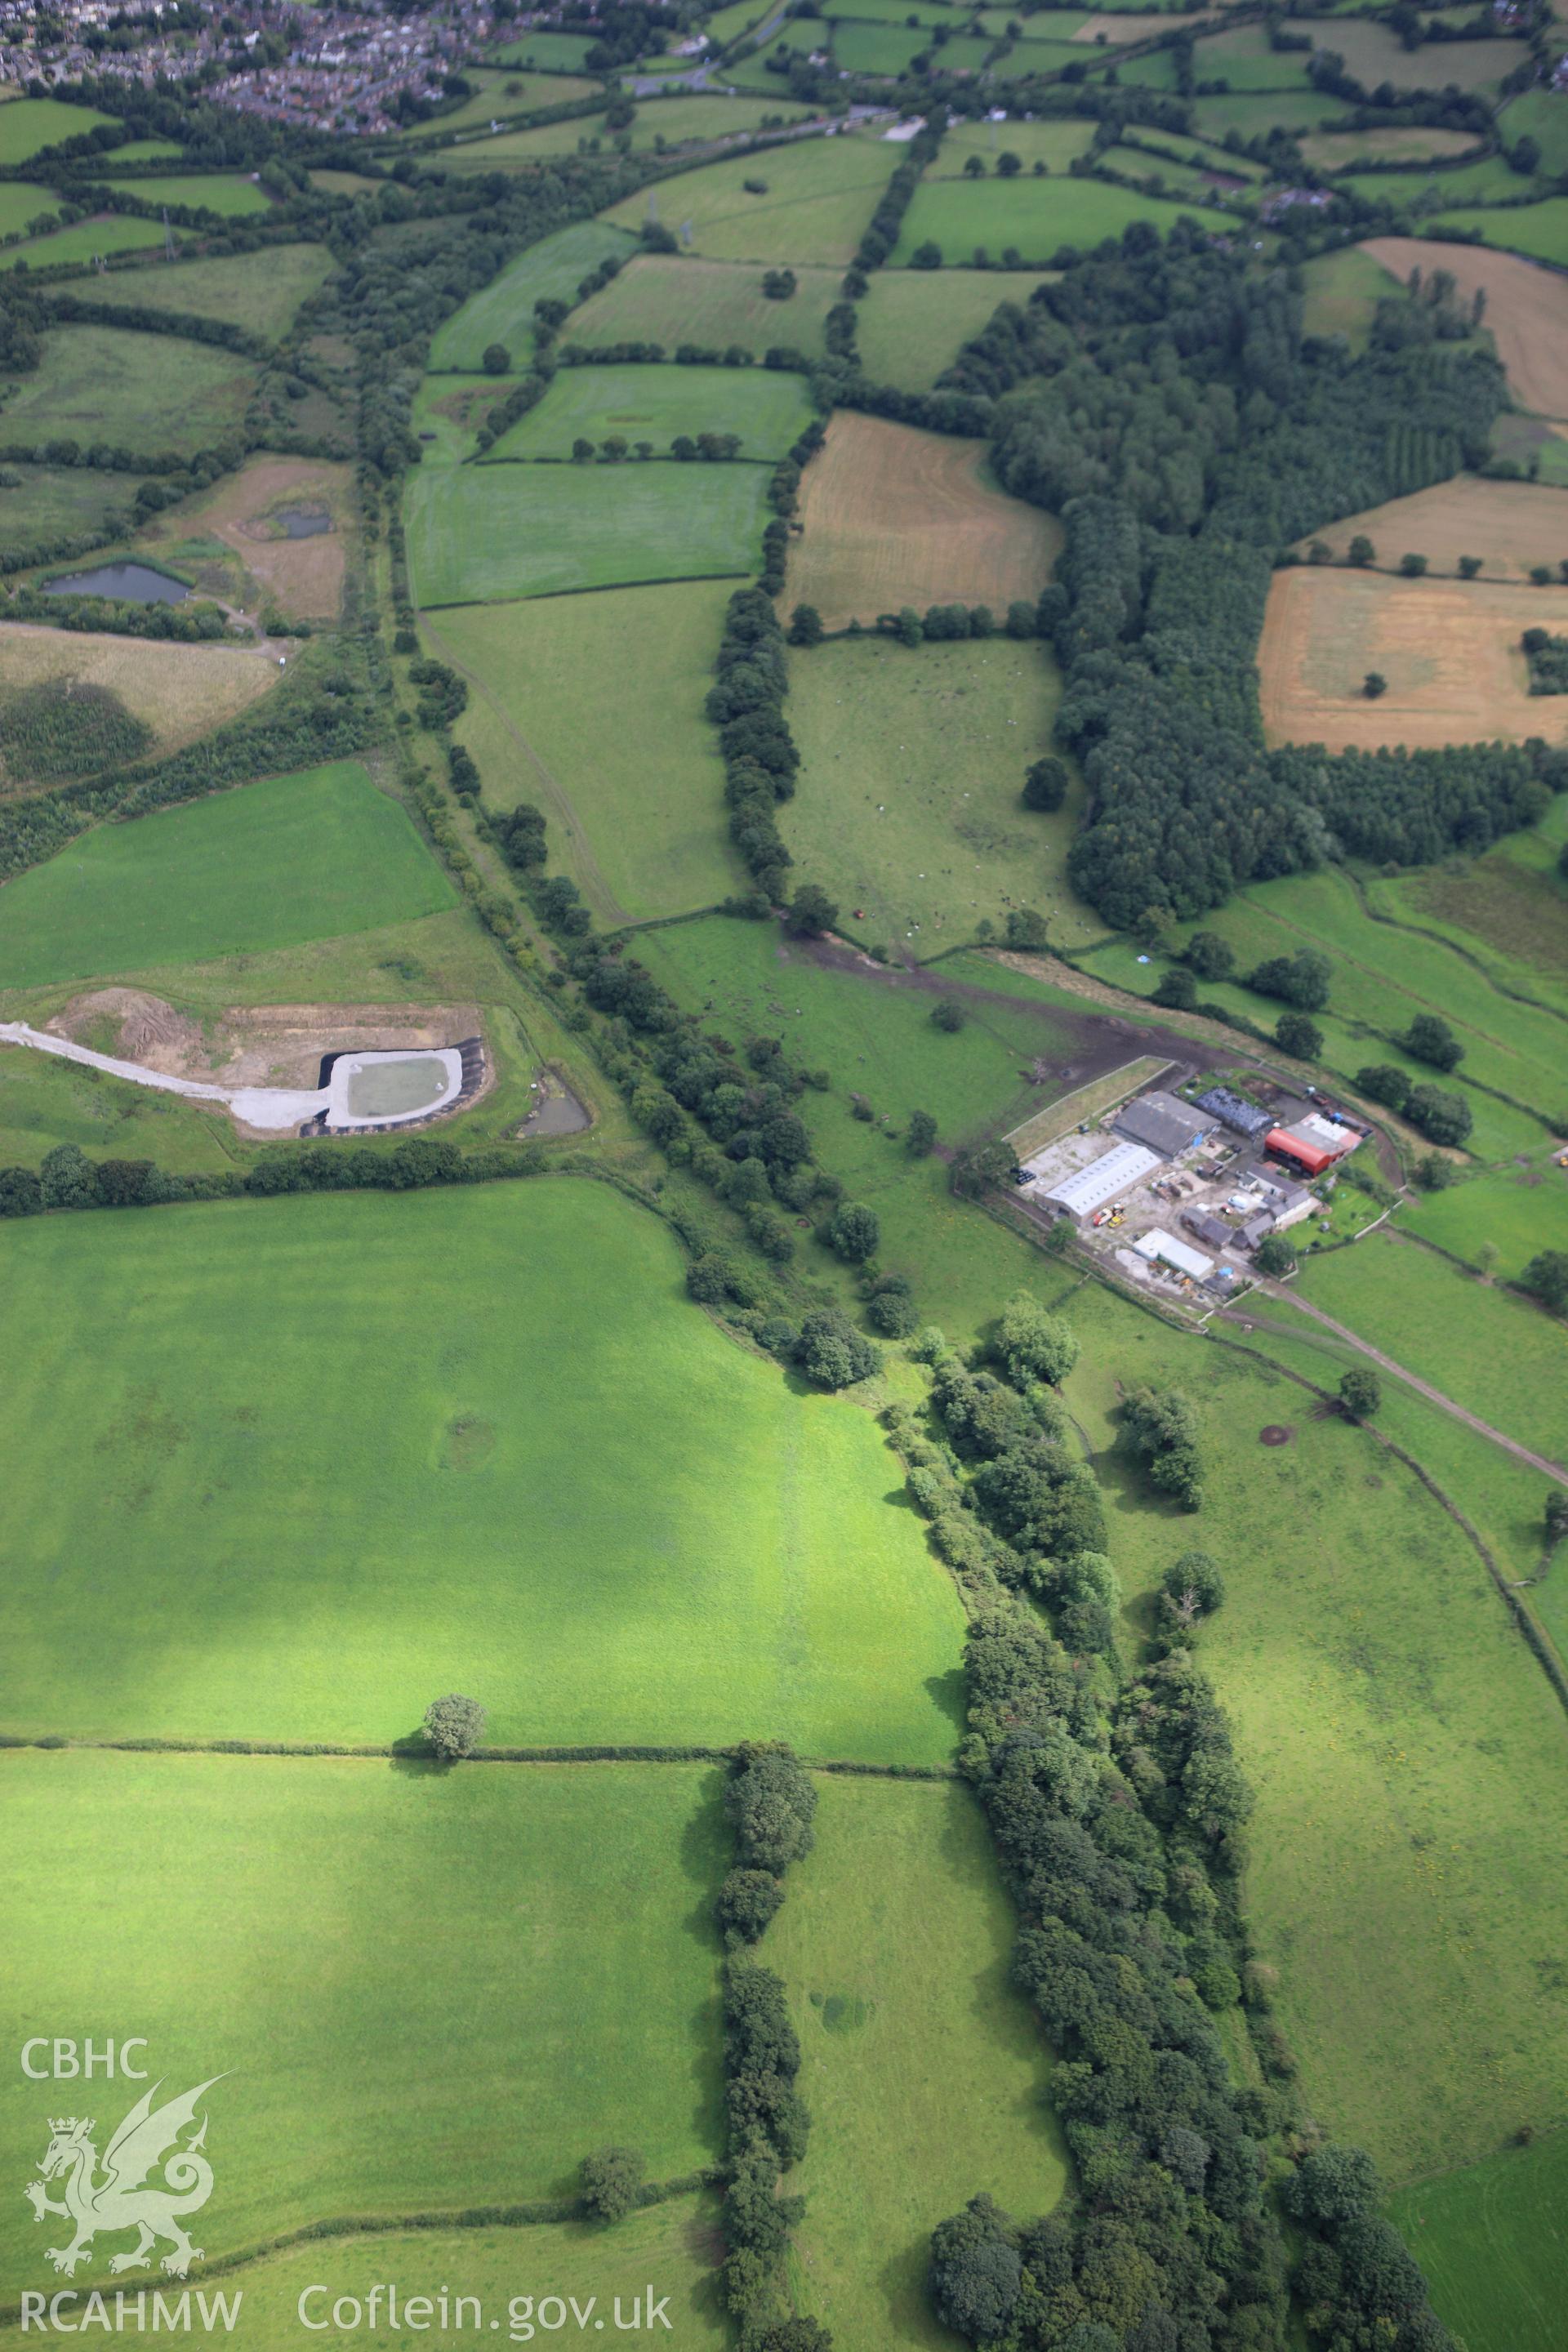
xmin=44 ymin=561 xmax=189 ymax=604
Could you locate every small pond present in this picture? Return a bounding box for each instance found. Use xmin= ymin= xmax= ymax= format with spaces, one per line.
xmin=273 ymin=506 xmax=332 ymax=539
xmin=44 ymin=561 xmax=190 ymax=604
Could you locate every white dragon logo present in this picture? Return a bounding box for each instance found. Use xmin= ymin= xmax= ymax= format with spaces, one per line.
xmin=24 ymin=2078 xmax=224 ymax=2280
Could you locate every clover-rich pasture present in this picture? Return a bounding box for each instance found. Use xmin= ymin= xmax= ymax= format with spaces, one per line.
xmin=426 ymin=581 xmax=740 ymax=923
xmin=0 ymin=763 xmax=454 ymax=990
xmin=0 ymin=1182 xmax=964 ymax=1757
xmin=763 ymin=1777 xmax=1065 ymax=2350
xmin=481 ymin=362 xmax=813 ymax=461
xmin=405 ymin=457 xmax=771 ymax=604
xmin=0 ymin=1751 xmax=728 ymax=2294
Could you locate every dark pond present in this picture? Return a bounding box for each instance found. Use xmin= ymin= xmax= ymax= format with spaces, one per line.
xmin=274 ymin=506 xmax=332 ymax=539
xmin=44 ymin=562 xmax=189 ymax=604
xmin=521 ymin=1076 xmax=591 ymax=1138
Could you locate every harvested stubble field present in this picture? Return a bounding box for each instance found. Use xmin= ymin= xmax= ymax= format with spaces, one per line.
xmin=1361 ymin=236 xmax=1568 ymax=419
xmin=427 ymin=222 xmax=638 ymax=372
xmin=785 ymin=412 xmax=1061 ymax=631
xmin=602 ymin=134 xmax=900 ymax=267
xmin=0 ymin=324 xmax=256 ymax=457
xmin=68 ymin=242 xmax=335 ymax=342
xmin=1258 ymin=566 xmax=1568 ymax=752
xmin=568 ymin=252 xmax=844 ymax=359
xmin=1291 ymin=474 xmax=1568 ymax=581
xmin=855 ymin=267 xmax=1049 ymax=391
xmin=405 ymin=458 xmax=771 ymax=605
xmin=0 ymin=625 xmax=278 ymax=786
xmin=762 ymin=1775 xmax=1066 ymax=2349
xmin=156 ymin=455 xmax=352 ymax=622
xmin=482 ymin=361 xmax=813 ymax=461
xmin=0 ymin=1750 xmax=726 ymax=2292
xmin=426 ymin=579 xmax=741 ymax=923
xmin=0 ymin=1180 xmax=964 ymax=1757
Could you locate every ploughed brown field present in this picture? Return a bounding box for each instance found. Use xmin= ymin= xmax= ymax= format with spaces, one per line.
xmin=1258 ymin=565 xmax=1568 ymax=751
xmin=783 ymin=412 xmax=1062 ymax=633
xmin=1291 ymin=474 xmax=1568 ymax=581
xmin=1362 ymin=235 xmax=1568 ymax=419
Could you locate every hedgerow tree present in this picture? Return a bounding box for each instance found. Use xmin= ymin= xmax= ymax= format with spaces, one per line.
xmin=1522 ymin=1249 xmax=1568 ymax=1312
xmin=786 ymin=883 xmax=837 ymax=936
xmin=1339 ymin=1366 xmax=1382 ymax=1420
xmin=1185 ymin=929 xmax=1236 ymax=981
xmin=906 ymin=1109 xmax=938 ymax=1156
xmin=1254 ymin=1232 xmax=1298 ymax=1276
xmin=1400 ymin=1012 xmax=1463 ymax=1071
xmin=1276 ymin=1010 xmax=1322 ymax=1059
xmin=579 ymin=2146 xmax=645 ymax=2224
xmin=481 ymin=341 xmax=510 ymax=375
xmin=424 ymin=1693 xmax=486 ymax=1760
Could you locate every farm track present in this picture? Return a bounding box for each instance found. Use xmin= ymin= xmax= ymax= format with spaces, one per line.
xmin=1226 ymin=1290 xmax=1568 ymax=1486
xmin=417 ymin=610 xmax=631 ymax=926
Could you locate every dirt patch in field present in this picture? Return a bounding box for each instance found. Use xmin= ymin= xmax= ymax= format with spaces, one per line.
xmin=1260 ymin=1423 xmax=1294 ymax=1446
xmin=49 ymin=991 xmax=488 ymax=1097
xmin=147 ymin=457 xmax=353 ymax=621
xmin=1258 ymin=566 xmax=1568 ymax=751
xmin=1362 ymin=236 xmax=1568 ymax=419
xmin=782 ymin=412 xmax=1062 ymax=632
xmin=1290 ymin=473 xmax=1568 ymax=581
xmin=0 ymin=624 xmax=277 ymax=786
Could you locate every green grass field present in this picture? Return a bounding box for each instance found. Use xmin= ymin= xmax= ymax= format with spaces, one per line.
xmin=1295 ymin=1228 xmax=1568 ymax=1466
xmin=0 ymin=182 xmax=68 ymax=240
xmin=603 ymin=134 xmax=899 ymax=266
xmin=0 ymin=323 xmax=256 ymax=457
xmin=1300 ymin=243 xmax=1394 ymax=348
xmin=0 ymin=461 xmax=135 ymax=565
xmin=487 ymin=29 xmax=601 ymax=71
xmin=1191 ymin=89 xmax=1342 ymax=139
xmin=856 ymin=268 xmax=1047 ymax=390
xmin=0 ymin=1180 xmax=964 ymax=1755
xmin=1429 ymin=197 xmax=1568 ymax=264
xmin=1398 ymin=1162 xmax=1568 ymax=1282
xmin=1306 ymin=20 xmax=1523 ymax=91
xmin=934 ymin=118 xmax=1098 ymax=176
xmin=568 ymin=253 xmax=844 ymax=358
xmin=67 ymin=243 xmax=334 ymax=340
xmin=430 ymin=67 xmax=603 ymax=133
xmin=104 ymin=172 xmax=271 ymax=217
xmin=889 ymin=175 xmax=1217 ymax=265
xmin=639 ymin=916 xmax=1115 ymax=1336
xmin=781 ymin=635 xmax=1102 ymax=954
xmin=0 ymin=763 xmax=454 ymax=991
xmin=483 ymin=363 xmax=813 ymax=461
xmin=1187 ymin=21 xmax=1316 ymax=88
xmin=1343 ymin=153 xmax=1529 ymax=210
xmin=441 ymin=96 xmax=808 ymax=167
xmin=1377 ymin=803 xmax=1568 ymax=1018
xmin=1499 ymin=86 xmax=1568 ymax=176
xmin=0 ymin=96 xmax=118 ymax=163
xmin=111 ymin=137 xmax=186 ymax=163
xmin=427 ymin=224 xmax=638 ymax=372
xmin=762 ymin=1776 xmax=1067 ymax=2349
xmin=1054 ymin=1277 xmax=1568 ymax=2180
xmin=0 ymin=212 xmax=167 ymax=271
xmin=0 ymin=1750 xmax=726 ymax=2291
xmin=425 ymin=580 xmax=741 ymax=922
xmin=405 ymin=459 xmax=770 ymax=604
xmin=1388 ymin=2129 xmax=1568 ymax=2352
xmin=0 ymin=2199 xmax=732 ymax=2352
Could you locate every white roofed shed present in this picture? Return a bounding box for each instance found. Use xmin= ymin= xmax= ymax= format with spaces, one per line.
xmin=1031 ymin=1140 xmax=1160 ymax=1218
xmin=1134 ymin=1227 xmax=1214 ymax=1281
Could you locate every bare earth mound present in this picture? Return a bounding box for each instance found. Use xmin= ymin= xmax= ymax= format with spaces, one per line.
xmin=1259 ymin=566 xmax=1568 ymax=751
xmin=0 ymin=623 xmax=277 ymax=783
xmin=785 ymin=412 xmax=1061 ymax=631
xmin=1361 ymin=236 xmax=1568 ymax=418
xmin=1291 ymin=474 xmax=1568 ymax=581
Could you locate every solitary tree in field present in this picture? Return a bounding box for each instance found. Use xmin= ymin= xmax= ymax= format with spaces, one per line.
xmin=906 ymin=1109 xmax=938 ymax=1156
xmin=1022 ymin=755 xmax=1068 ymax=811
xmin=1276 ymin=1010 xmax=1322 ymax=1061
xmin=1153 ymin=966 xmax=1197 ymax=1010
xmin=931 ymin=997 xmax=965 ymax=1033
xmin=963 ymin=153 xmax=985 ymax=177
xmin=1348 ymin=535 xmax=1375 ymax=568
xmin=1522 ymin=1249 xmax=1568 ymax=1313
xmin=1459 ymin=554 xmax=1482 ymax=578
xmin=1339 ymin=1367 xmax=1382 ymax=1421
xmin=580 ymin=2147 xmax=645 ymax=2225
xmin=480 ymin=341 xmax=510 ymax=375
xmin=424 ymin=1693 xmax=486 ymax=1761
xmin=1399 ymin=551 xmax=1428 ymax=577
xmin=1401 ymin=1012 xmax=1463 ymax=1071
xmin=1363 ymin=671 xmax=1388 ymax=698
xmin=1530 ymin=564 xmax=1554 ymax=586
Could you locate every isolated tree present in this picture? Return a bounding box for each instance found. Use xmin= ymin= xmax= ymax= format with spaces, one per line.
xmin=906 ymin=1108 xmax=938 ymax=1156
xmin=1185 ymin=929 xmax=1235 ymax=982
xmin=1004 ymin=906 xmax=1048 ymax=950
xmin=1405 ymin=1083 xmax=1472 ymax=1146
xmin=1307 ymin=539 xmax=1331 ymax=565
xmin=1160 ymin=1548 xmax=1226 ymax=1633
xmin=1355 ymin=1062 xmax=1410 ymax=1113
xmin=963 ymin=152 xmax=985 ymax=177
xmin=1254 ymin=1232 xmax=1298 ymax=1277
xmin=480 ymin=341 xmax=510 ymax=375
xmin=1400 ymin=1013 xmax=1462 ymax=1071
xmin=996 ymin=1292 xmax=1080 ymax=1385
xmin=1546 ymin=1491 xmax=1568 ymax=1544
xmin=1339 ymin=1367 xmax=1382 ymax=1420
xmin=1276 ymin=1010 xmax=1322 ymax=1060
xmin=931 ymin=997 xmax=966 ymax=1033
xmin=1458 ymin=554 xmax=1482 ymax=578
xmin=580 ymin=2146 xmax=645 ymax=2224
xmin=1363 ymin=671 xmax=1388 ymax=699
xmin=424 ymin=1693 xmax=486 ymax=1761
xmin=1022 ymin=755 xmax=1068 ymax=811
xmin=787 ymin=602 xmax=824 ymax=646
xmin=826 ymin=1200 xmax=880 ymax=1263
xmin=1250 ymin=949 xmax=1331 ymax=1010
xmin=1347 ymin=535 xmax=1375 ymax=568
xmin=786 ymin=883 xmax=837 ymax=936
xmin=1153 ymin=966 xmax=1197 ymax=1010
xmin=1521 ymin=1249 xmax=1568 ymax=1312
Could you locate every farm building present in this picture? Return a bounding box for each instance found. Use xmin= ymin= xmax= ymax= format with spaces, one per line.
xmin=1134 ymin=1227 xmax=1214 ymax=1281
xmin=1267 ymin=1113 xmax=1360 ymax=1178
xmin=1032 ymin=1139 xmax=1160 ymax=1218
xmin=1183 ymin=1209 xmax=1236 ymax=1253
xmin=1194 ymin=1086 xmax=1272 ymax=1140
xmin=1239 ymin=1165 xmax=1315 ymax=1228
xmin=1112 ymin=1090 xmax=1213 ymax=1158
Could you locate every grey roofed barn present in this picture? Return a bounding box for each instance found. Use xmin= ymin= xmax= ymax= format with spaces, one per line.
xmin=1111 ymin=1089 xmax=1213 ymax=1159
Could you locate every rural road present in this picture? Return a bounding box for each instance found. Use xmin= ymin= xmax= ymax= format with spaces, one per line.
xmin=1223 ymin=1290 xmax=1568 ymax=1489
